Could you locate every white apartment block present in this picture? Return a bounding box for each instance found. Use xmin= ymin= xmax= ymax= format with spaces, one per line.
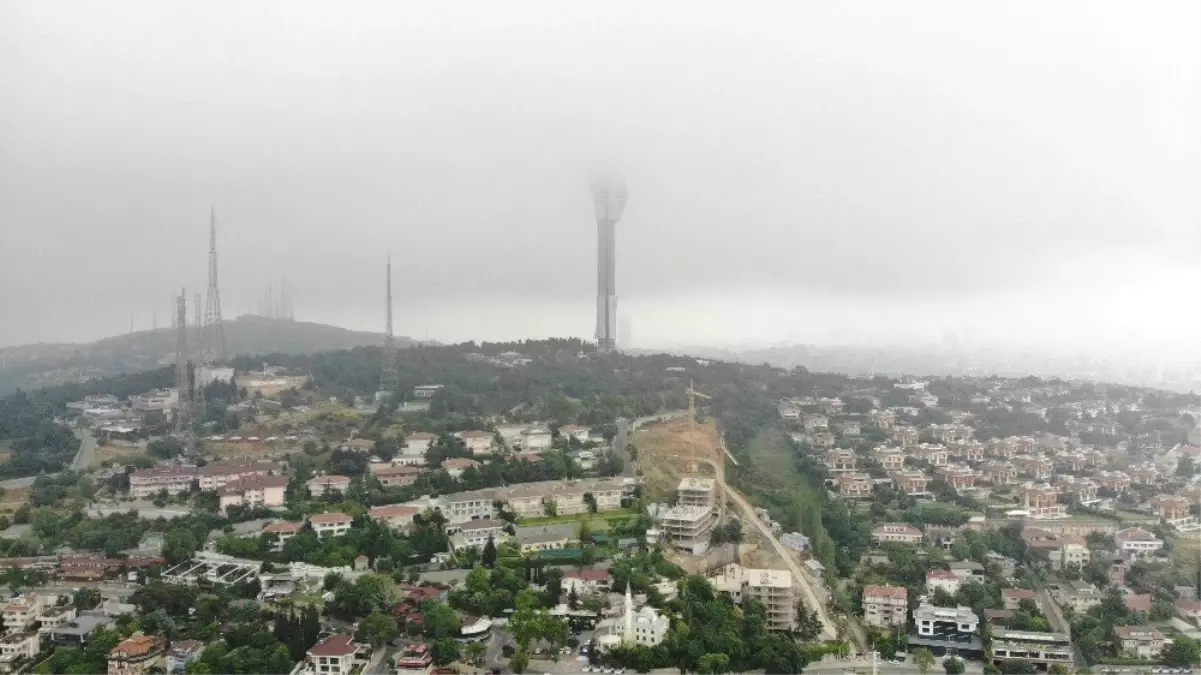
xmin=3 ymin=593 xmax=55 ymax=633
xmin=456 ymin=430 xmax=495 ymax=454
xmin=677 ymin=477 xmax=716 ymax=507
xmin=450 ymin=518 xmax=507 ymax=551
xmin=660 ymin=505 xmax=714 ymax=554
xmin=709 ymin=565 xmax=795 ymax=631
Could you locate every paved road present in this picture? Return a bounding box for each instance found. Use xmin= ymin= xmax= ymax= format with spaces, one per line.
xmin=71 ymin=430 xmax=98 ymax=471
xmin=0 ymin=428 xmax=97 ymax=489
xmin=806 ymin=654 xmax=985 ymax=674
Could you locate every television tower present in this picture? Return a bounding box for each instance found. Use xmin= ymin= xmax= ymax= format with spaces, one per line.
xmin=591 ymin=179 xmax=628 ymax=351
xmin=201 ymin=208 xmax=227 ymax=363
xmin=174 ymin=290 xmax=196 ymax=450
xmin=379 ymin=255 xmax=399 ymax=393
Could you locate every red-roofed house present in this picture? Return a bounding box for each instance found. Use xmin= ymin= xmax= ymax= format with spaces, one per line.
xmin=219 ymin=474 xmax=289 ymax=513
xmin=863 ymin=585 xmax=907 ymax=628
xmin=1125 ymin=593 xmax=1152 ymax=613
xmin=262 ymin=520 xmax=303 ymax=550
xmin=306 ymin=634 xmax=360 ymax=675
xmin=926 ymin=570 xmax=961 ymax=595
xmin=369 ymin=505 xmax=420 ymax=531
xmin=1003 ymin=588 xmax=1039 ymax=611
xmin=370 ymin=464 xmax=425 ymax=488
xmin=562 ymin=569 xmax=612 ymax=594
xmin=310 ymin=512 xmax=353 ymax=538
xmin=1177 ymin=599 xmax=1201 ymax=624
xmin=441 ymin=458 xmax=481 ymax=479
xmin=108 ymin=633 xmax=165 ymax=675
xmin=307 ymin=475 xmax=351 ymax=498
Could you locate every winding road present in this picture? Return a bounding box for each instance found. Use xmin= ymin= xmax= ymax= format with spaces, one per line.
xmin=0 ymin=428 xmax=97 ymax=489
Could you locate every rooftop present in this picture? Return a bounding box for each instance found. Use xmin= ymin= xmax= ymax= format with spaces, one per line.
xmin=310 ymin=512 xmax=353 ymax=525
xmin=309 ymin=633 xmax=358 ymax=657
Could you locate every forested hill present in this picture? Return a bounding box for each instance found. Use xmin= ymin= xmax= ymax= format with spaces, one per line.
xmin=0 ymin=316 xmax=421 ymax=396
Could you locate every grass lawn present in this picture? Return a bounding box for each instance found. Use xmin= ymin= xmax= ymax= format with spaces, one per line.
xmin=518 ymin=509 xmax=636 ymax=528
xmin=0 ymin=439 xmax=11 ymax=463
xmin=90 ymin=442 xmax=148 ymax=469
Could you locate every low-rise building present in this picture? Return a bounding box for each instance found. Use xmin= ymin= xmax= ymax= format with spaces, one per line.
xmin=439 ymin=489 xmax=499 ymax=524
xmin=165 ymin=640 xmax=204 ymax=674
xmin=306 ymin=634 xmax=360 ymax=675
xmin=262 ymin=520 xmax=303 ymax=550
xmin=981 ymin=461 xmax=1019 ymax=485
xmin=1021 ymin=484 xmax=1065 ymax=519
xmin=219 ymin=474 xmax=289 ymax=513
xmin=3 ymin=593 xmax=54 ymax=632
xmin=913 ymin=602 xmax=979 ymax=639
xmin=1051 ymin=581 xmax=1103 ymax=613
xmin=839 ymin=473 xmax=874 ymax=499
xmin=863 ymin=585 xmax=908 ymax=628
xmin=36 ymin=605 xmax=77 ymax=632
xmin=1114 ymin=527 xmax=1164 ymax=557
xmin=456 ymin=430 xmax=495 ymax=455
xmin=823 ymin=449 xmax=857 ymax=474
xmin=1002 ymin=588 xmax=1039 ymax=611
xmin=108 ymin=634 xmax=165 ymax=675
xmin=871 ymin=523 xmax=923 ymax=546
xmin=369 ymin=505 xmax=420 ymax=532
xmin=874 ymin=447 xmax=906 ymax=472
xmin=441 ymin=458 xmax=481 ymax=479
xmin=0 ymin=632 xmax=38 ymax=674
xmin=926 ymin=570 xmax=961 ymax=595
xmin=403 ymin=432 xmax=437 ymax=458
xmin=450 ymin=519 xmax=506 ymax=552
xmin=310 ymin=512 xmax=354 ymax=538
xmin=892 ymin=471 xmax=930 ymax=496
xmin=991 ymin=629 xmax=1073 ymax=670
xmin=307 ymin=475 xmax=351 ymax=498
xmin=369 ymin=464 xmax=425 ymax=488
xmin=45 ymin=616 xmax=111 ymax=647
xmin=1114 ymin=626 xmax=1165 ymax=659
xmin=937 ymin=465 xmax=976 ymax=490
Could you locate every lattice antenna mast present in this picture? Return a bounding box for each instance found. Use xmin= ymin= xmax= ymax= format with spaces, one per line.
xmin=379 ymin=255 xmax=399 ymax=393
xmin=202 ymin=207 xmax=228 ymax=363
xmin=174 ymin=290 xmax=195 ymax=450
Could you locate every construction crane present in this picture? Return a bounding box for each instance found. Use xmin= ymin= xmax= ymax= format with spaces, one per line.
xmin=686 ymin=380 xmax=710 ymax=465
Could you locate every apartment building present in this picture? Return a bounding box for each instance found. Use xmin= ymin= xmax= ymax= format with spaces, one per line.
xmin=709 ymin=565 xmax=795 ymax=631
xmin=505 ymin=486 xmax=547 ymax=519
xmin=913 ymin=602 xmax=979 ymax=639
xmin=262 ymin=520 xmax=303 ymax=549
xmin=129 ymin=465 xmax=197 ymax=498
xmin=862 ymin=585 xmax=907 ymax=628
xmin=369 ymin=505 xmax=420 ymax=532
xmin=1114 ymin=626 xmax=1165 ymax=659
xmin=219 ymin=475 xmax=289 ymax=513
xmin=839 ymin=473 xmax=874 ymax=499
xmin=992 ymin=629 xmax=1073 ymax=670
xmin=913 ymin=444 xmax=950 ymax=466
xmin=36 ymin=605 xmax=77 ymax=632
xmin=450 ymin=519 xmax=506 ymax=552
xmin=195 ymin=460 xmax=280 ymax=491
xmin=870 ymin=410 xmax=896 ymax=430
xmin=1096 ymin=471 xmax=1132 ymax=492
xmin=403 ymin=432 xmax=437 ymax=458
xmin=1052 ymin=581 xmax=1103 ymax=612
xmin=1021 ymin=484 xmax=1065 ymax=519
xmin=677 ymin=477 xmax=717 ymax=507
xmin=823 ymin=449 xmax=857 ymax=473
xmin=926 ymin=570 xmax=961 ymax=595
xmin=1114 ymin=527 xmax=1164 ymax=557
xmin=803 ymin=414 xmax=829 ymax=432
xmin=871 ymin=523 xmax=923 ymax=545
xmin=369 ymin=464 xmax=425 ymax=489
xmin=439 ymin=489 xmax=498 ymax=524
xmin=307 ymin=475 xmax=351 ymax=498
xmin=1149 ymin=495 xmax=1192 ymax=524
xmin=874 ymin=447 xmax=905 ymax=472
xmin=3 ymin=593 xmax=55 ymax=632
xmin=0 ymin=633 xmax=39 ymax=673
xmin=456 ymin=430 xmax=495 ymax=455
xmin=948 ymin=441 xmax=985 ymax=461
xmin=108 ymin=634 xmax=165 ymax=675
xmin=310 ymin=512 xmax=354 ymax=539
xmin=891 ymin=426 xmax=920 ymax=446
xmin=660 ymin=505 xmax=715 ymax=554
xmin=892 ymin=471 xmax=930 ymax=496
xmin=306 ymin=634 xmax=360 ymax=675
xmin=1014 ymin=456 xmax=1053 ymax=481
xmin=937 ymin=465 xmax=976 ymax=490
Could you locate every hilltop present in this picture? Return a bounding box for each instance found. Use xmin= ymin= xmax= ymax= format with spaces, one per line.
xmin=0 ymin=315 xmax=419 ymax=395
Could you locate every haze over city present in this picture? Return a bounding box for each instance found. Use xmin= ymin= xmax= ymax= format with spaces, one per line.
xmin=2 ymin=1 xmax=1198 ymax=361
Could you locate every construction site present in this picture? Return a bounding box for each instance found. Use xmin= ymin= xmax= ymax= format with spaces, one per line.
xmin=631 ymin=385 xmax=837 ymax=640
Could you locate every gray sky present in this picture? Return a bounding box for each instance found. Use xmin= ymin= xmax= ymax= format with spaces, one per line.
xmin=2 ymin=1 xmax=1199 ymax=357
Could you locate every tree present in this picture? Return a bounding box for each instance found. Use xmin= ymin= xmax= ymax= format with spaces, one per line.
xmin=73 ymin=588 xmax=102 ymax=610
xmin=356 ymin=612 xmax=399 ymax=648
xmin=465 ymin=641 xmax=487 ymax=666
xmin=913 ymin=647 xmax=935 ymax=674
xmin=162 ymin=527 xmax=199 ymax=565
xmin=1162 ymin=635 xmax=1201 ymax=667
xmin=1049 ymin=665 xmax=1069 ymax=675
xmin=943 ymin=656 xmax=965 ymax=675
xmin=432 ymin=638 xmax=460 ymax=666
xmin=697 ymin=653 xmax=731 ymax=674
xmin=997 ymin=660 xmax=1036 ymax=675
xmin=509 ymin=648 xmax=530 ymax=674
xmin=482 ymin=536 xmax=497 ymax=568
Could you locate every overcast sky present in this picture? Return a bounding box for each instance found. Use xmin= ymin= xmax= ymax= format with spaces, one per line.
xmin=2 ymin=1 xmax=1199 ymax=358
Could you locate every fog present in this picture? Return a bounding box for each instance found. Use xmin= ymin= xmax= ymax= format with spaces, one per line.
xmin=2 ymin=1 xmax=1199 ymax=358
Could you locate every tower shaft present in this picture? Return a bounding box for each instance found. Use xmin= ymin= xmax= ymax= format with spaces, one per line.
xmin=596 ymin=218 xmax=617 ymax=350
xmin=202 ymin=208 xmax=228 ymax=362
xmin=380 ymin=256 xmax=399 ymax=393
xmin=174 ymin=290 xmax=196 ymax=451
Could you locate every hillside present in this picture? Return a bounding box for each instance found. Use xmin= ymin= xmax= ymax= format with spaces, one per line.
xmin=0 ymin=316 xmax=419 ymax=395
